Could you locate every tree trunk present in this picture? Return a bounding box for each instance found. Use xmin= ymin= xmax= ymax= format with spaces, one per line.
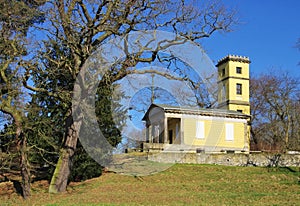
xmin=284 ymin=113 xmax=291 ymax=152
xmin=20 ymin=134 xmax=31 ymax=199
xmin=49 ymin=115 xmax=81 ymax=193
xmin=15 ymin=120 xmax=31 ymax=199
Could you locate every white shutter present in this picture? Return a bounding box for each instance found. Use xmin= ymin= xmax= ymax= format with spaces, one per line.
xmin=225 ymin=123 xmax=234 ymax=141
xmin=196 ymin=121 xmax=205 ymax=139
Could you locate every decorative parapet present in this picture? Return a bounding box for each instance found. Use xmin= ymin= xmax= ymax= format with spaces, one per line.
xmin=216 ymin=54 xmax=251 ymax=67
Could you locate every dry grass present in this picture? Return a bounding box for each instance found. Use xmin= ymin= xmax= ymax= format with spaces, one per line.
xmin=0 ymin=164 xmax=299 ymax=206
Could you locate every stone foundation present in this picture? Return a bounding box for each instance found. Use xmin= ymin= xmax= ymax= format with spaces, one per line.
xmin=148 ymin=152 xmax=300 ymax=167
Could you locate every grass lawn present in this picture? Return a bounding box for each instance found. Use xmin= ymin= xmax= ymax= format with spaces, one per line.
xmin=0 ymin=164 xmax=299 ymax=206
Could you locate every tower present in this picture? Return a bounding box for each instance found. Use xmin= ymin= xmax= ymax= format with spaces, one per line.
xmin=216 ymin=55 xmax=250 ymax=115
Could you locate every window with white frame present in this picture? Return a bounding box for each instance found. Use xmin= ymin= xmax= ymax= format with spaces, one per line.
xmin=196 ymin=121 xmax=205 ymax=139
xmin=225 ymin=123 xmax=234 ymax=141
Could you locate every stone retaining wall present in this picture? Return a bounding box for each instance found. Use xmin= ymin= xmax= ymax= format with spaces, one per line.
xmin=148 ymin=152 xmax=300 ymax=167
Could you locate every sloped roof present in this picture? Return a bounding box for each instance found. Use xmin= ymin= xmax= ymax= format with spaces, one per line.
xmin=142 ymin=103 xmax=250 ymax=120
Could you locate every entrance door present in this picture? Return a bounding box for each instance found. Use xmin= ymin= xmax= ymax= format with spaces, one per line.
xmin=168 ymin=130 xmax=173 ymax=144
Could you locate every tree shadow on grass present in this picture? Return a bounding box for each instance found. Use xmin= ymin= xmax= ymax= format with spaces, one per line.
xmin=267 ymin=166 xmax=300 ymax=178
xmin=12 ymin=180 xmax=23 ymax=196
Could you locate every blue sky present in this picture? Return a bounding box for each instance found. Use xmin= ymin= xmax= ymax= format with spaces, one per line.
xmin=201 ymin=0 xmax=300 ymax=76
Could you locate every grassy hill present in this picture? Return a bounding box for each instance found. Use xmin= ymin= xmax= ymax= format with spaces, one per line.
xmin=0 ymin=164 xmax=299 ymax=205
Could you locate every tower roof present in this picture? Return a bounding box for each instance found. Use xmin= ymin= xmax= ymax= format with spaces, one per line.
xmin=216 ymin=55 xmax=251 ymax=67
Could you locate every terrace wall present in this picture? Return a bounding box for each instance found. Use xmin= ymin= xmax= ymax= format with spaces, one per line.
xmin=148 ymin=152 xmax=300 ymax=167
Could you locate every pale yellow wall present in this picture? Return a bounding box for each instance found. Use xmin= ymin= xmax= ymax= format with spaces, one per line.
xmin=183 ymin=118 xmax=196 ymax=144
xmin=183 ymin=117 xmax=247 ymax=150
xmin=227 ymin=78 xmax=249 ymax=102
xmin=228 ymin=104 xmax=250 ymax=117
xmin=227 ymin=61 xmax=249 ymax=78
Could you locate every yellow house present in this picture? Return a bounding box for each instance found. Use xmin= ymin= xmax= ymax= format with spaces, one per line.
xmin=142 ymin=55 xmax=251 ymax=153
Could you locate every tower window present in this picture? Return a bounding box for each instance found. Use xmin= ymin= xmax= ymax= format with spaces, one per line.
xmin=236 ymin=83 xmax=242 ymax=95
xmin=222 ymin=68 xmax=225 ymax=76
xmin=236 ymin=67 xmax=242 ymax=74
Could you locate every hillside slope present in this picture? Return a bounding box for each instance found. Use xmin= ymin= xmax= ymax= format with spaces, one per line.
xmin=1 ymin=164 xmax=299 ymax=205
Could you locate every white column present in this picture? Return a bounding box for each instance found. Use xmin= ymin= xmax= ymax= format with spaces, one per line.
xmin=164 ymin=117 xmax=168 ymax=143
xmin=146 ymin=125 xmax=149 ymax=143
xmin=180 ymin=118 xmax=184 ymax=145
xmin=149 ymin=125 xmax=153 ymax=143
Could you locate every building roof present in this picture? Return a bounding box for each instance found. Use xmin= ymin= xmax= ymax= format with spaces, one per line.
xmin=142 ymin=103 xmax=251 ymax=121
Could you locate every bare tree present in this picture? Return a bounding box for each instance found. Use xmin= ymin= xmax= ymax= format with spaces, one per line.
xmin=250 ymin=71 xmax=300 ymax=152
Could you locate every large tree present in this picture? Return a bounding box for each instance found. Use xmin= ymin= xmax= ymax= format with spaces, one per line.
xmin=22 ymin=0 xmax=237 ymax=193
xmin=0 ymin=0 xmax=45 ymax=199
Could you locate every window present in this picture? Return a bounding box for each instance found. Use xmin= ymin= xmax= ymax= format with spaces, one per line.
xmin=237 ymin=109 xmax=243 ymax=113
xmin=221 ymin=84 xmax=226 ymax=101
xmin=225 ymin=123 xmax=234 ymax=141
xmin=236 ymin=67 xmax=242 ymax=74
xmin=196 ymin=121 xmax=205 ymax=139
xmin=236 ymin=83 xmax=242 ymax=95
xmin=222 ymin=68 xmax=225 ymax=76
